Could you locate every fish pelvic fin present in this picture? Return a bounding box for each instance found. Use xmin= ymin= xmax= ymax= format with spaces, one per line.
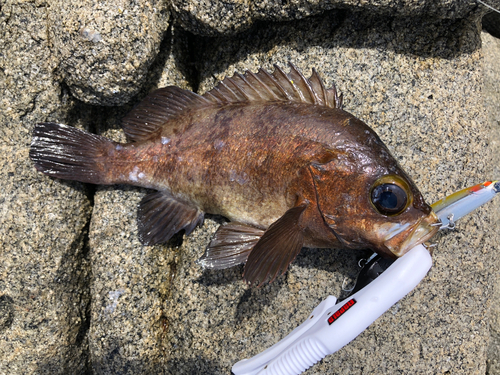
xmin=137 ymin=191 xmax=204 ymax=245
xmin=198 ymin=223 xmax=265 ymax=270
xmin=30 ymin=122 xmax=117 ymax=185
xmin=243 ymin=202 xmax=308 ymax=287
xmin=204 ymin=63 xmax=343 ymax=109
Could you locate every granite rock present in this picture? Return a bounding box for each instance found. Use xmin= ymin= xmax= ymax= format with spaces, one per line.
xmin=48 ymin=0 xmax=170 ymax=106
xmin=0 ymin=1 xmax=72 ymax=145
xmin=171 ymin=0 xmax=491 ymax=35
xmin=0 ymin=147 xmax=92 ymax=374
xmin=2 ymin=1 xmax=500 ymax=375
xmin=162 ymin=10 xmax=499 ymax=375
xmin=88 ymin=185 xmax=173 ymax=374
xmin=483 ymin=31 xmax=500 ymax=375
xmin=0 ymin=18 xmax=190 ymax=370
xmin=85 ymin=26 xmax=193 ymax=374
xmin=0 ymin=2 xmax=93 ymax=374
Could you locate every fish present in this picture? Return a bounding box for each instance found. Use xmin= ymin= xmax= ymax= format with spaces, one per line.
xmin=29 ymin=64 xmax=439 ymax=286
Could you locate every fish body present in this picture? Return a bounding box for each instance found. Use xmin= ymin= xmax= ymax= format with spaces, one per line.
xmin=30 ymin=64 xmax=439 ymax=285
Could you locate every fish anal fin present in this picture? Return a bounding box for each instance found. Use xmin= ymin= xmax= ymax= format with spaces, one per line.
xmin=198 ymin=223 xmax=265 ymax=270
xmin=121 ymin=87 xmax=211 ymax=142
xmin=138 ymin=191 xmax=204 ymax=245
xmin=243 ymin=203 xmax=308 ymax=286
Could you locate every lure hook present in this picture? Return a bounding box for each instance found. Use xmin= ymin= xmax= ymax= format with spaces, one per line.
xmin=423 ymin=242 xmax=437 ymax=250
xmin=431 ymin=214 xmax=455 ymax=230
xmin=440 ymin=213 xmax=455 ymax=230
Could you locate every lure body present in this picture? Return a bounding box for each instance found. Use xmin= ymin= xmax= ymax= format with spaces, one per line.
xmin=431 ymin=181 xmax=499 ymax=228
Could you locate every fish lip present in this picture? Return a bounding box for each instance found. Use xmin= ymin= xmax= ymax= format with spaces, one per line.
xmin=384 ymin=211 xmax=440 ymax=257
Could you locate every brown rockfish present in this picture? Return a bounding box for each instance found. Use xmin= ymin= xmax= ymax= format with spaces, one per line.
xmin=30 ymin=64 xmax=439 ymax=286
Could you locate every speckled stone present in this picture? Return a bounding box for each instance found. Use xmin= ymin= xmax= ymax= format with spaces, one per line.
xmin=48 ymin=0 xmax=170 ymax=106
xmin=3 ymin=2 xmax=500 ymax=375
xmin=0 ymin=2 xmax=93 ymax=374
xmin=483 ymin=31 xmax=500 ymax=375
xmin=158 ymin=11 xmax=498 ymax=374
xmin=171 ymin=0 xmax=490 ymax=35
xmin=85 ymin=26 xmax=192 ymax=374
xmin=0 ymin=146 xmax=92 ymax=374
xmin=88 ymin=185 xmax=173 ymax=374
xmin=0 ymin=1 xmax=73 ymax=145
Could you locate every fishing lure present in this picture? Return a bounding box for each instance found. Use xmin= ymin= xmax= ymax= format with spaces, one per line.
xmin=232 ymin=181 xmax=499 ymax=375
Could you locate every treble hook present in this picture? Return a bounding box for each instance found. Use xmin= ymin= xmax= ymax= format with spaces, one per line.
xmin=430 ymin=213 xmax=455 ymax=230
xmin=442 ymin=213 xmax=456 ymax=230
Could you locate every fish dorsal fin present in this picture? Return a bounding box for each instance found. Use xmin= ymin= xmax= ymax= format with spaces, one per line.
xmin=137 ymin=191 xmax=204 ymax=245
xmin=121 ymin=64 xmax=342 ymax=142
xmin=121 ymin=87 xmax=212 ymax=142
xmin=204 ymin=63 xmax=343 ymax=109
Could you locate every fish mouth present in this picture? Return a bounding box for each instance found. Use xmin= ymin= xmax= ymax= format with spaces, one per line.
xmin=383 ymin=211 xmax=440 ymax=258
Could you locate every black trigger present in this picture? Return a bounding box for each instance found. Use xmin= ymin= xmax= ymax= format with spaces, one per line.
xmin=344 ymin=255 xmax=395 ymax=299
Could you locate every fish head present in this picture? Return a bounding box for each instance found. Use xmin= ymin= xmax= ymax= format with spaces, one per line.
xmin=312 ymin=156 xmax=439 ymax=259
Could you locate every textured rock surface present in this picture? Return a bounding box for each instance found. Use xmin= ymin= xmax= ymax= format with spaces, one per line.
xmin=2 ymin=1 xmax=500 ymax=375
xmin=0 ymin=1 xmax=71 ymax=145
xmin=159 ymin=12 xmax=498 ymax=374
xmin=49 ymin=0 xmax=170 ymax=105
xmin=171 ymin=0 xmax=489 ymax=35
xmin=0 ymin=148 xmax=92 ymax=374
xmin=483 ymin=31 xmax=500 ymax=375
xmin=0 ymin=2 xmax=92 ymax=374
xmin=0 ymin=2 xmax=187 ymax=372
xmin=88 ymin=185 xmax=172 ymax=374
xmin=85 ymin=26 xmax=192 ymax=374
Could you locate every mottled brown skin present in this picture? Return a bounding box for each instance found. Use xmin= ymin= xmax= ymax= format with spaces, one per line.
xmin=105 ymin=101 xmax=436 ymax=257
xmin=30 ymin=65 xmax=439 ymax=285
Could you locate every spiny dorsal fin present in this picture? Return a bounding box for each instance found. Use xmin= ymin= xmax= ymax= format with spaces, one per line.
xmin=204 ymin=63 xmax=343 ymax=109
xmin=121 ymin=64 xmax=343 ymax=142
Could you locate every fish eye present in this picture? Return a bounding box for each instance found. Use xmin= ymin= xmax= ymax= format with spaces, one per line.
xmin=370 ymin=175 xmax=412 ymax=216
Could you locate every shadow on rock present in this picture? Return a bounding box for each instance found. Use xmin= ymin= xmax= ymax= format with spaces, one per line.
xmin=234 ymin=276 xmax=286 ymax=322
xmin=194 ymin=9 xmax=482 ymax=86
xmin=294 ymin=246 xmax=371 ymax=274
xmin=166 ymin=356 xmax=227 ymax=375
xmin=0 ymin=295 xmax=14 ymax=332
xmin=196 ymin=265 xmax=244 ymax=286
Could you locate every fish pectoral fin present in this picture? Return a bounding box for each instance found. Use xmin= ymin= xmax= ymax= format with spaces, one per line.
xmin=243 ymin=203 xmax=308 ymax=286
xmin=197 ymin=223 xmax=265 ymax=270
xmin=137 ymin=191 xmax=204 ymax=245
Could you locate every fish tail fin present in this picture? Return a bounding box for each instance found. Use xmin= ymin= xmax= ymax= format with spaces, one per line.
xmin=29 ymin=122 xmax=117 ymax=184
